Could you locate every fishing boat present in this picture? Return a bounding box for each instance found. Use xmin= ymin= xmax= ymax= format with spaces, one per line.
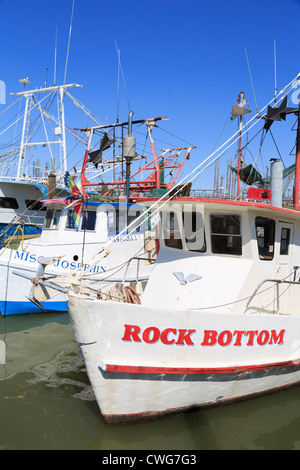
xmin=4 ymin=115 xmax=192 ymax=315
xmin=0 ymin=81 xmax=102 ymax=242
xmin=44 ymin=73 xmax=300 ymax=424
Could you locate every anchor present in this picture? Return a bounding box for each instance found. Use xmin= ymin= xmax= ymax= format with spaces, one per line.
xmin=13 ymin=256 xmax=69 ymax=311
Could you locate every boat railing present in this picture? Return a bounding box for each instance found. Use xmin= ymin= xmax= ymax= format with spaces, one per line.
xmin=244 ymin=276 xmax=300 ymax=314
xmin=122 ymin=253 xmax=156 ymax=286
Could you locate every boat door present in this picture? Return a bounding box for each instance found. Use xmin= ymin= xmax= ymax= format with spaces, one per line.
xmin=276 ymin=221 xmax=294 ymax=314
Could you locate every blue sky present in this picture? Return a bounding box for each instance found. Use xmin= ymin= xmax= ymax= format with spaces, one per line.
xmin=1 ymin=0 xmax=300 ymax=190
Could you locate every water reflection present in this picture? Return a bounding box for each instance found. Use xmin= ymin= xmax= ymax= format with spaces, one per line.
xmin=1 ymin=312 xmax=300 ymax=450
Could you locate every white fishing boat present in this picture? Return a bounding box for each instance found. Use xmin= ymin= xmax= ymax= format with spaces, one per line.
xmin=47 ymin=74 xmax=300 ymax=423
xmin=5 ymin=115 xmax=192 ymax=315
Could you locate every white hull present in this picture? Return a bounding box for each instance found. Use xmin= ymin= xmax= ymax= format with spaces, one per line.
xmin=0 ymin=237 xmax=153 ymax=315
xmin=0 ymin=200 xmax=155 ymax=315
xmin=67 ymin=293 xmax=300 ymax=423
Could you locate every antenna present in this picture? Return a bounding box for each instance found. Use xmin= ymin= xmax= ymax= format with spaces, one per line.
xmin=115 ymin=40 xmax=120 ymax=124
xmin=54 ymin=27 xmax=58 ymax=86
xmin=115 ymin=41 xmax=131 ymax=113
xmin=245 ymin=48 xmax=259 ymax=113
xmin=274 ymin=40 xmax=277 ymax=104
xmin=19 ymin=77 xmax=30 ymax=90
xmin=64 ymin=0 xmax=75 ymax=86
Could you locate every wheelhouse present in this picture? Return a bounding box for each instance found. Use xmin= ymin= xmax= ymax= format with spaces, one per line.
xmin=158 ymin=199 xmax=298 ymax=265
xmin=42 ymin=201 xmax=146 ymax=239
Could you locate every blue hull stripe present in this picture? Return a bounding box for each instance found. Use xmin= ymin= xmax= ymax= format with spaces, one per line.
xmin=0 ymin=300 xmax=67 ymax=316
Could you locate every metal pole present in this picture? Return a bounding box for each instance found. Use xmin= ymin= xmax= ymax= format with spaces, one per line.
xmin=17 ymin=93 xmax=30 ymax=180
xmin=60 ymin=86 xmax=67 ymax=175
xmin=126 ymin=159 xmax=130 ymax=203
xmin=237 ymin=115 xmax=242 ymax=198
xmin=293 ymin=96 xmax=300 ymax=209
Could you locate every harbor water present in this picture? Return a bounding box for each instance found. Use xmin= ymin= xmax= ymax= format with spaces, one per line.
xmin=1 ymin=312 xmax=300 ymax=451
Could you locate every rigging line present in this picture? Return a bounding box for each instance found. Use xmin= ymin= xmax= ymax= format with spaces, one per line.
xmin=0 ymin=109 xmax=28 ymax=137
xmin=0 ymin=96 xmax=22 ymax=117
xmin=240 ymin=126 xmax=263 ymax=152
xmin=33 ymin=98 xmax=54 ymax=162
xmin=115 ymin=41 xmax=120 ymax=123
xmin=2 ymin=89 xmax=56 ymax=142
xmin=63 ymin=0 xmax=75 ymax=86
xmin=259 ymin=128 xmax=267 ymax=171
xmin=115 ymin=42 xmax=131 ymax=112
xmin=70 ymin=74 xmax=300 ymax=274
xmin=140 ymin=133 xmax=148 ymax=169
xmin=209 ymin=113 xmax=231 ymax=155
xmin=245 ymin=48 xmax=259 ymax=113
xmin=133 ymin=127 xmax=190 ymax=154
xmin=189 ymin=269 xmax=296 ymax=311
xmin=65 ymin=91 xmax=102 ymax=126
xmin=269 ymin=128 xmax=285 ymax=168
xmin=28 ymin=91 xmax=57 ymax=135
xmin=248 ymin=127 xmax=267 ymax=178
xmin=87 ymin=247 xmax=149 ymax=281
xmin=77 ymin=81 xmax=295 ymax=271
xmin=274 ymin=40 xmax=277 ymax=102
xmin=0 ymin=100 xmax=25 ymax=145
xmin=0 ymin=109 xmax=25 ymax=133
xmin=155 ymin=124 xmax=195 ymax=147
xmin=86 ymin=232 xmax=153 ymax=281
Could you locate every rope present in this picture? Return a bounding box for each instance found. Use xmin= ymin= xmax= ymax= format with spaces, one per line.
xmin=123 ymin=286 xmax=141 ymax=304
xmin=0 ymin=224 xmax=24 ymax=256
xmin=99 ymin=284 xmax=141 ymax=304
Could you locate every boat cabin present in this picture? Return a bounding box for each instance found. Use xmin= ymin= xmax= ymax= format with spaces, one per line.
xmin=141 ymin=197 xmax=300 ymax=316
xmin=41 ymin=201 xmax=146 ymax=241
xmin=18 ymin=199 xmax=155 ymax=282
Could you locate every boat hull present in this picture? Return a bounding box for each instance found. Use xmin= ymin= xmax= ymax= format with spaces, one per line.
xmin=0 ymin=235 xmax=153 ymax=316
xmin=66 ymin=293 xmax=300 ymax=423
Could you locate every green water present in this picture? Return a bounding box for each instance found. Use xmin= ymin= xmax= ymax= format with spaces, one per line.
xmin=0 ymin=312 xmax=300 ymax=450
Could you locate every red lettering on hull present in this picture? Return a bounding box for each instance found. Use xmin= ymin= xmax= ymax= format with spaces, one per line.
xmin=122 ymin=325 xmax=286 ymax=347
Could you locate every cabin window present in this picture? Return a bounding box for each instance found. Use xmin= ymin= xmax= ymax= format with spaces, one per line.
xmin=44 ymin=209 xmax=61 ymax=229
xmin=128 ymin=210 xmax=142 ymax=233
xmin=107 ymin=210 xmax=126 ymax=234
xmin=182 ymin=211 xmax=206 ymax=252
xmin=81 ymin=211 xmax=97 ymax=231
xmin=210 ymin=214 xmax=242 ymax=255
xmin=280 ymin=227 xmax=290 ymax=255
xmin=66 ymin=210 xmax=97 ymax=231
xmin=107 ymin=210 xmax=117 ymax=233
xmin=0 ymin=197 xmax=19 ymax=209
xmin=255 ymin=217 xmax=275 ymax=260
xmin=25 ymin=199 xmax=47 ymax=211
xmin=107 ymin=209 xmax=143 ymax=234
xmin=66 ymin=210 xmax=75 ymax=230
xmin=163 ymin=212 xmax=183 ymax=249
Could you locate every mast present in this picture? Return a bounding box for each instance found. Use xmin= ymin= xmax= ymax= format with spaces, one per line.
xmin=231 ymin=92 xmax=251 ymax=198
xmin=11 ymin=83 xmax=81 ymax=183
xmin=237 ymin=112 xmax=243 ymax=198
xmin=77 ymin=116 xmax=195 ymax=200
xmin=146 ymin=119 xmax=161 ymax=190
xmin=293 ymin=96 xmax=300 ymax=209
xmin=17 ymin=91 xmax=31 ymax=180
xmin=59 ymin=85 xmax=67 ymax=174
xmin=123 ymin=111 xmax=135 ymax=204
